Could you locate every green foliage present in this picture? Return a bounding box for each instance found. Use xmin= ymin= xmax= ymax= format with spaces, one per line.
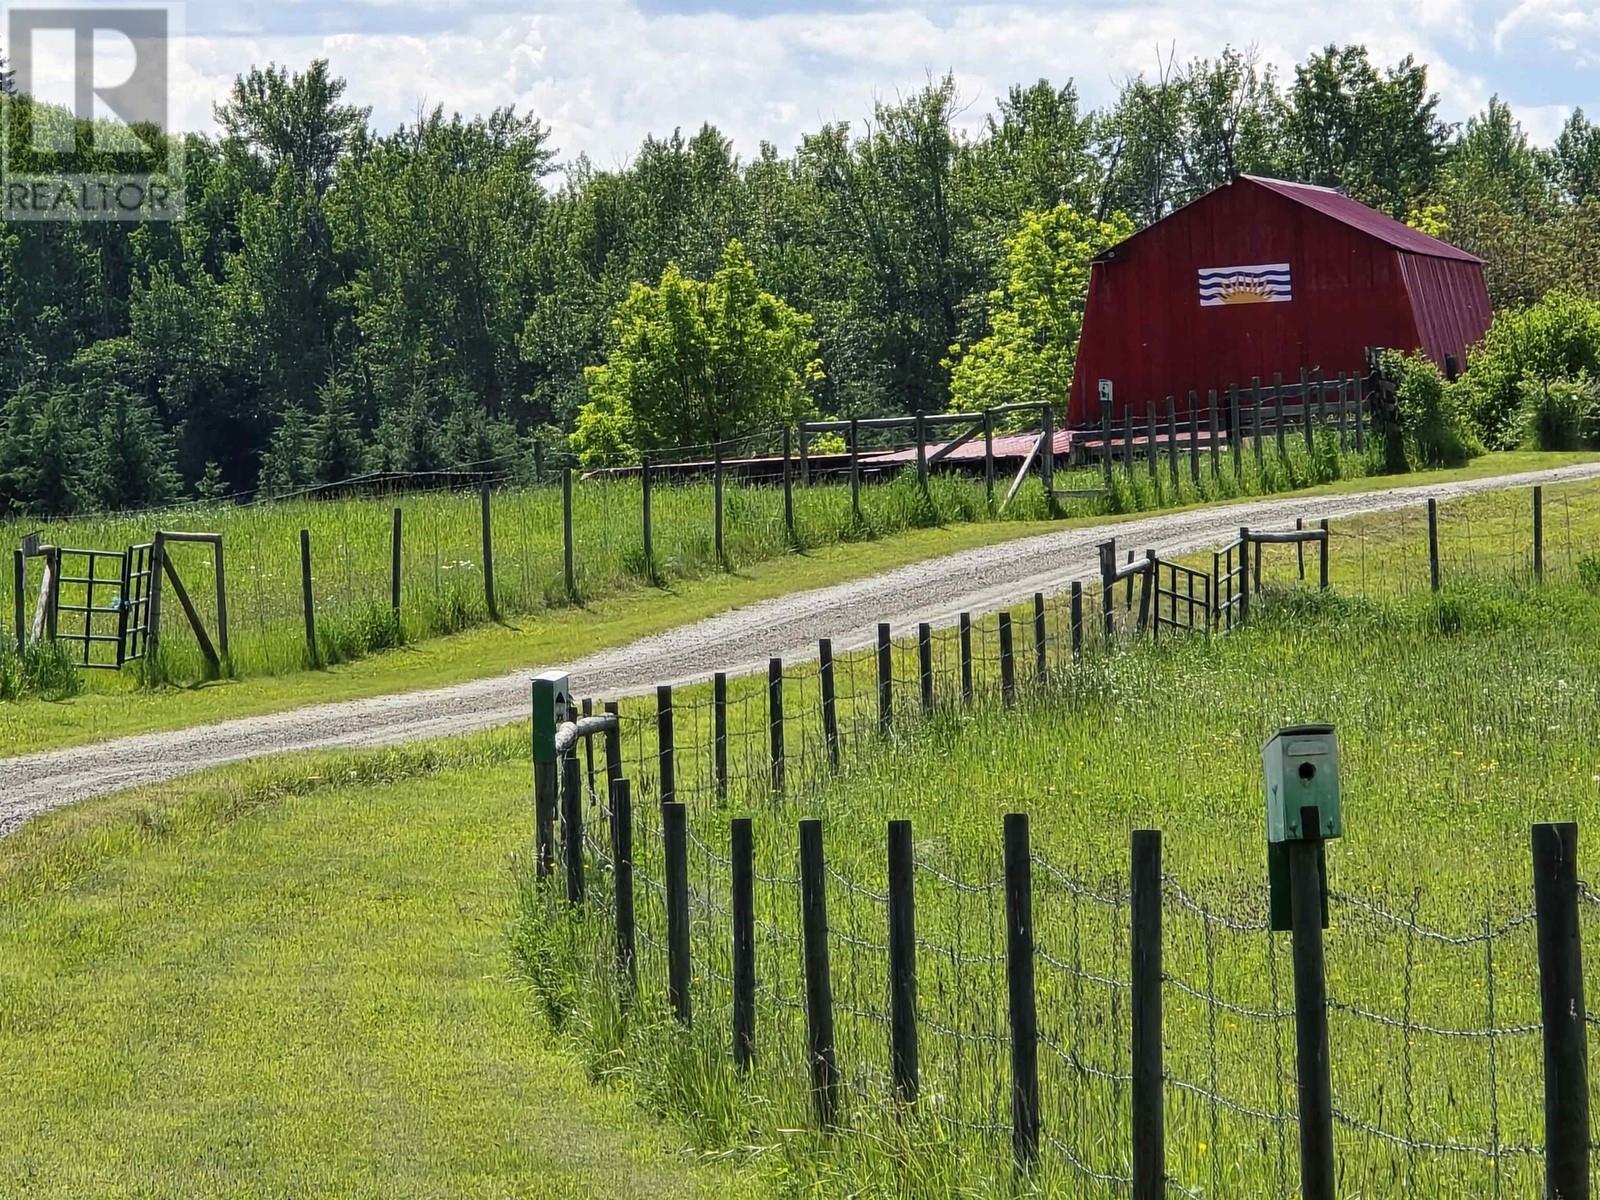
xmin=1579 ymin=554 xmax=1600 ymax=592
xmin=1460 ymin=292 xmax=1600 ymax=447
xmin=1514 ymin=373 xmax=1600 ymax=450
xmin=946 ymin=205 xmax=1134 ymax=412
xmin=573 ymin=241 xmax=821 ymax=466
xmin=0 ymin=639 xmax=81 ymax=701
xmin=1382 ymin=350 xmax=1482 ymax=469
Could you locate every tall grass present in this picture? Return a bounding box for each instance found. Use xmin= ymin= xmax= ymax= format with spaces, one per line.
xmin=510 ymin=570 xmax=1600 ymax=1198
xmin=0 ymin=435 xmax=1384 ymax=694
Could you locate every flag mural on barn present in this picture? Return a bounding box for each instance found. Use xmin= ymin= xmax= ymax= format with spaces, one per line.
xmin=1068 ymin=176 xmax=1493 ymax=424
xmin=1198 ymin=264 xmax=1293 ymax=307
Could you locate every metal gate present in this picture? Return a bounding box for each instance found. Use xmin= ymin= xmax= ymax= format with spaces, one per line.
xmin=53 ymin=547 xmax=128 ymax=669
xmin=119 ymin=542 xmax=155 ymax=665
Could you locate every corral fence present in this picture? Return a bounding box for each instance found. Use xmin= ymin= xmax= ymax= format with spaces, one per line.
xmin=5 ymin=357 xmax=1399 ymax=682
xmin=522 ymin=501 xmax=1600 ymax=1198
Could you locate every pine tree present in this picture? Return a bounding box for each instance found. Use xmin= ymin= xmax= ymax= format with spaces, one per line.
xmin=259 ymin=403 xmax=315 ymax=495
xmin=90 ymin=384 xmax=180 ymax=510
xmin=310 ymin=377 xmax=365 ymax=484
xmin=0 ymin=386 xmax=93 ymax=515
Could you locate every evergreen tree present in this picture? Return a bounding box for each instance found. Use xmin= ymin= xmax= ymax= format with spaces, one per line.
xmin=90 ymin=383 xmax=180 ymax=509
xmin=0 ymin=385 xmax=92 ymax=515
xmin=259 ymin=403 xmax=315 ymax=495
xmin=310 ymin=378 xmax=365 ymax=484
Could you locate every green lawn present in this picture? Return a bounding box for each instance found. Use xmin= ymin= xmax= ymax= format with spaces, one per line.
xmin=5 ymin=476 xmax=1599 ymax=1199
xmin=4 ymin=450 xmax=1595 ymax=760
xmin=0 ymin=739 xmax=752 ymax=1200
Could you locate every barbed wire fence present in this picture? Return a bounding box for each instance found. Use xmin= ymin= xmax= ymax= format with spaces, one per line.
xmin=520 ymin=506 xmax=1599 ymax=1197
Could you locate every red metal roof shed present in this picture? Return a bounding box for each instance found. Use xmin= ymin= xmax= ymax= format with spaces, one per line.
xmin=1067 ymin=175 xmax=1493 ymax=424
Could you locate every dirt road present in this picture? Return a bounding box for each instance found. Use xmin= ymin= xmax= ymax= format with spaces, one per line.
xmin=5 ymin=463 xmax=1597 ymax=832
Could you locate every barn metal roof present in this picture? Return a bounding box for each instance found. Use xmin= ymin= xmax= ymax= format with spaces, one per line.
xmin=1241 ymin=176 xmax=1483 ymax=264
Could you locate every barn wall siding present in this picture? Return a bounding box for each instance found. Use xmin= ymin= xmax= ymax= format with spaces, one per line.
xmin=1067 ymin=177 xmax=1492 ymax=425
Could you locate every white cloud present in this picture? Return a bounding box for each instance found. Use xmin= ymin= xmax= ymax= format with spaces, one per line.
xmin=168 ymin=0 xmax=1578 ymax=165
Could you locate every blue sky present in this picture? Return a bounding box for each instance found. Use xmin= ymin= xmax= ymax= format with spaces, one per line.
xmin=159 ymin=0 xmax=1594 ymax=164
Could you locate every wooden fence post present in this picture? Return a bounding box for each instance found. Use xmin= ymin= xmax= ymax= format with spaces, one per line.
xmin=1296 ymin=517 xmax=1306 ymax=581
xmin=887 ymin=818 xmax=920 ymax=1103
xmin=641 ymin=458 xmax=656 ymax=583
xmin=299 ymin=528 xmax=317 ymax=667
xmin=12 ymin=549 xmax=23 ymax=654
xmin=1003 ymin=812 xmax=1040 ymax=1171
xmin=799 ymin=818 xmax=839 ymax=1127
xmin=732 ymin=816 xmax=756 ymax=1072
xmin=1533 ymin=821 xmax=1590 ymax=1200
xmin=713 ymin=672 xmax=729 ymax=799
xmin=849 ymin=417 xmax=862 ymax=524
xmin=1099 ymin=539 xmax=1116 ymax=639
xmin=1319 ymin=520 xmax=1331 ymax=590
xmin=480 ymin=482 xmax=498 ymax=621
xmin=1032 ymin=592 xmax=1048 ymax=682
xmin=563 ymin=467 xmax=577 ymax=600
xmin=663 ymin=802 xmax=692 ymax=1026
xmin=819 ymin=640 xmax=840 ymax=767
xmin=611 ymin=779 xmax=636 ymax=997
xmin=918 ymin=622 xmax=934 ymax=716
xmin=603 ymin=701 xmax=623 ymax=797
xmin=714 ymin=441 xmax=726 ymax=568
xmin=1099 ymin=401 xmax=1112 ymax=494
xmin=1289 ymin=805 xmax=1335 ymax=1200
xmin=1188 ymin=391 xmax=1201 ymax=485
xmin=1229 ymin=385 xmax=1243 ymax=479
xmin=1131 ymin=829 xmax=1165 ymax=1200
xmin=1534 ymin=486 xmax=1545 ymax=582
xmin=390 ymin=507 xmax=403 ymax=613
xmin=877 ymin=622 xmax=893 ymax=735
xmin=1427 ymin=498 xmax=1441 ymax=592
xmin=562 ymin=747 xmax=584 ymax=905
xmin=1208 ymin=390 xmax=1221 ymax=480
xmin=1301 ymin=367 xmax=1316 ymax=456
xmin=1251 ymin=377 xmax=1265 ymax=468
xmin=1146 ymin=399 xmax=1158 ymax=483
xmin=768 ymin=657 xmax=785 ymax=796
xmin=799 ymin=425 xmax=811 ymax=485
xmin=1273 ymin=372 xmax=1288 ymax=462
xmin=999 ymin=611 xmax=1016 ymax=706
xmin=783 ymin=427 xmax=797 ymax=546
xmin=1123 ymin=407 xmax=1136 ymax=481
xmin=1137 ymin=550 xmax=1155 ymax=634
xmin=986 ymin=409 xmax=999 ymax=505
xmin=915 ymin=410 xmax=929 ymax=493
xmin=1165 ymin=396 xmax=1179 ymax=489
xmin=1239 ymin=528 xmax=1252 ymax=624
xmin=959 ymin=613 xmax=974 ymax=705
xmin=1071 ymin=581 xmax=1083 ymax=659
xmin=657 ymin=684 xmax=676 ymax=806
xmin=1041 ymin=403 xmax=1055 ymax=501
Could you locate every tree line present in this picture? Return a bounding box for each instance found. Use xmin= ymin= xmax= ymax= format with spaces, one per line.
xmin=0 ymin=44 xmax=1597 ymax=513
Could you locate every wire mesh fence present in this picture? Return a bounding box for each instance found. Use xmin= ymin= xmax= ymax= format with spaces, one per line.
xmin=521 ymin=512 xmax=1599 ymax=1195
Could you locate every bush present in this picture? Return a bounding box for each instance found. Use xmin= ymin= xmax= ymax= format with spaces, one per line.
xmin=1383 ymin=351 xmax=1482 ymax=470
xmin=1461 ymin=291 xmax=1600 ymax=448
xmin=1514 ymin=373 xmax=1600 ymax=450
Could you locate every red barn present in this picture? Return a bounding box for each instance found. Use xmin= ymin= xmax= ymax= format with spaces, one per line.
xmin=1067 ymin=175 xmax=1492 ymax=424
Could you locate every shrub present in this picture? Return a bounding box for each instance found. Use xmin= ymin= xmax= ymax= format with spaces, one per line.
xmin=1383 ymin=351 xmax=1482 ymax=469
xmin=1460 ymin=291 xmax=1600 ymax=448
xmin=1514 ymin=373 xmax=1600 ymax=450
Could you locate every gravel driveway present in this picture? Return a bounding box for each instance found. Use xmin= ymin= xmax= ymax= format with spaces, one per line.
xmin=4 ymin=462 xmax=1597 ymax=834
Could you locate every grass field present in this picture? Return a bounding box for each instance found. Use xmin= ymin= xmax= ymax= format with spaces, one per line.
xmin=2 ymin=450 xmax=1594 ymax=761
xmin=507 ymin=507 xmax=1600 ymax=1196
xmin=0 ymin=736 xmax=757 ymax=1200
xmin=3 ymin=481 xmax=1599 ymax=1198
xmin=1 ymin=435 xmax=1401 ymax=693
